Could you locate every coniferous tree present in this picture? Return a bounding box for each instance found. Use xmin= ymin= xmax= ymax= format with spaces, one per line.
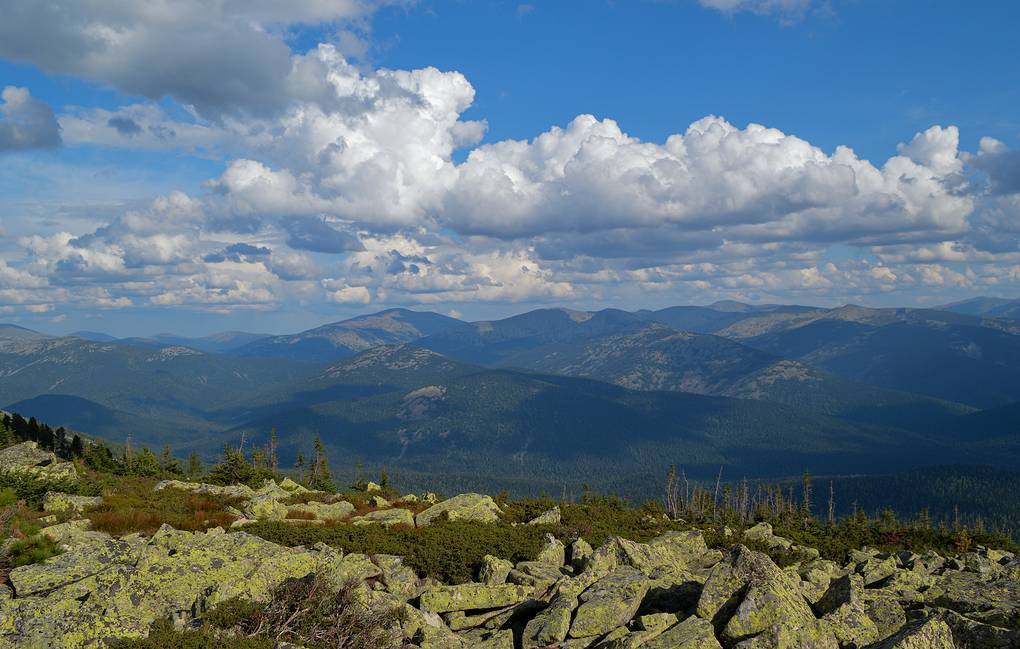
xmin=38 ymin=424 xmax=55 ymax=451
xmin=27 ymin=417 xmax=40 ymax=443
xmin=54 ymin=427 xmax=69 ymax=459
xmin=268 ymin=428 xmax=279 ymax=473
xmin=70 ymin=434 xmax=85 ymax=459
xmin=308 ymin=434 xmax=333 ymax=491
xmin=159 ymin=445 xmax=181 ymax=475
xmin=186 ymin=452 xmax=203 ymax=478
xmin=132 ymin=447 xmax=161 ymax=477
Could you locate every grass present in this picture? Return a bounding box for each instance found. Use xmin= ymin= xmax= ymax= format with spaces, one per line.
xmin=81 ymin=474 xmax=241 ymax=536
xmin=110 ymin=575 xmax=405 ymax=649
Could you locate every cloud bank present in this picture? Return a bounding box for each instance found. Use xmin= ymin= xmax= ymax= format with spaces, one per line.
xmin=1 ymin=4 xmax=1019 ymax=320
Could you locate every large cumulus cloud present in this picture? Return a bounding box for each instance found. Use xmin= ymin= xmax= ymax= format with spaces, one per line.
xmin=3 ymin=21 xmax=1020 ymax=318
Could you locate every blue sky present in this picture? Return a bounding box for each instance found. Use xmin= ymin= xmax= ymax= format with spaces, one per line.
xmin=0 ymin=0 xmax=1018 ymax=336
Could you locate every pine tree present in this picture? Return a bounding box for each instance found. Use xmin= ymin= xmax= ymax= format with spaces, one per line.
xmin=186 ymin=452 xmax=203 ymax=478
xmin=309 ymin=434 xmax=333 ymax=491
xmin=132 ymin=447 xmax=161 ymax=477
xmin=54 ymin=427 xmax=69 ymax=459
xmin=159 ymin=445 xmax=181 ymax=475
xmin=70 ymin=434 xmax=85 ymax=458
xmin=268 ymin=428 xmax=279 ymax=472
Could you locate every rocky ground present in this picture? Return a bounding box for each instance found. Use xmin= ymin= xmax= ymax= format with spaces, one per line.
xmin=0 ymin=441 xmax=1018 ymax=648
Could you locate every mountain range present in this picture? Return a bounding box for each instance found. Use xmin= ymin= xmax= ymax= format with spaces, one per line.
xmin=2 ymin=299 xmax=1019 ymax=495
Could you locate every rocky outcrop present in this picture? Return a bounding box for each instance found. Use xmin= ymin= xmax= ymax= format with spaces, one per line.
xmin=3 ymin=489 xmax=1019 ymax=649
xmin=42 ymin=492 xmax=102 ymax=515
xmin=415 ymin=493 xmax=503 ymax=527
xmin=0 ymin=442 xmax=77 ymax=483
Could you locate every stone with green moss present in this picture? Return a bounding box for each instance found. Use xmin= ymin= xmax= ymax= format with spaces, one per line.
xmin=42 ymin=492 xmax=101 ymax=515
xmin=351 ymin=507 xmax=414 ymax=528
xmin=288 ymin=499 xmax=354 ymax=520
xmin=0 ymin=442 xmax=77 ymax=483
xmin=415 ymin=493 xmax=503 ymax=527
xmin=419 ymin=583 xmax=534 ymax=613
xmin=697 ymin=545 xmax=837 ymax=648
xmin=527 ymin=506 xmax=561 ymax=526
xmin=569 ymin=566 xmax=649 ymax=638
xmin=869 ymin=616 xmax=955 ymax=648
xmin=372 ymin=554 xmax=421 ymax=600
xmin=479 ymin=555 xmax=513 ymax=585
xmin=522 ymin=592 xmax=577 ymax=648
xmin=643 ymin=616 xmax=722 ymax=649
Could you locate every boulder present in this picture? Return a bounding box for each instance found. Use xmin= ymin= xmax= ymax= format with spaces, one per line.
xmin=372 ymin=554 xmax=421 ymax=600
xmin=415 ymin=493 xmax=502 ymax=527
xmin=696 ymin=545 xmax=837 ymax=648
xmin=522 ymin=592 xmax=577 ymax=648
xmin=814 ymin=574 xmax=881 ymax=646
xmin=0 ymin=441 xmax=77 ymax=482
xmin=351 ymin=507 xmax=414 ymax=528
xmin=569 ymin=566 xmax=649 ymax=638
xmin=42 ymin=492 xmax=101 ymax=515
xmin=643 ymin=616 xmax=723 ymax=649
xmin=419 ymin=583 xmax=534 ymax=613
xmin=867 ymin=616 xmax=955 ymax=648
xmin=479 ymin=555 xmax=514 ymax=585
xmin=288 ymin=500 xmax=354 ymax=521
xmin=536 ymin=534 xmax=567 ymax=566
xmin=527 ymin=506 xmax=562 ymax=526
xmin=570 ymin=537 xmax=594 ymax=572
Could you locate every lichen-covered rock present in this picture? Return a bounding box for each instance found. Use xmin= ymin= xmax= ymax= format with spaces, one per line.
xmin=42 ymin=492 xmax=101 ymax=515
xmin=479 ymin=555 xmax=513 ymax=585
xmin=288 ymin=500 xmax=354 ymax=521
xmin=643 ymin=616 xmax=722 ymax=649
xmin=415 ymin=493 xmax=503 ymax=527
xmin=8 ymin=536 xmax=141 ymax=597
xmin=569 ymin=566 xmax=649 ymax=638
xmin=0 ymin=441 xmax=77 ymax=482
xmin=509 ymin=560 xmax=565 ymax=590
xmin=928 ymin=570 xmax=1020 ymax=628
xmin=419 ymin=583 xmax=534 ymax=613
xmin=570 ymin=537 xmax=594 ymax=572
xmin=814 ymin=574 xmax=880 ymax=646
xmin=527 ymin=506 xmax=562 ymax=525
xmin=153 ymin=479 xmax=254 ymax=499
xmin=868 ymin=616 xmax=955 ymax=648
xmin=351 ymin=507 xmax=414 ymax=528
xmin=536 ymin=534 xmax=566 ymax=566
xmin=372 ymin=554 xmax=421 ymax=601
xmin=862 ymin=590 xmax=908 ymax=641
xmin=697 ymin=545 xmax=837 ymax=648
xmin=856 ymin=555 xmax=897 ymax=586
xmin=522 ymin=593 xmax=577 ymax=648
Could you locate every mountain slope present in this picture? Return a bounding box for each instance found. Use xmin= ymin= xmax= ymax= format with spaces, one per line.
xmin=636 ymin=302 xmax=821 ymax=334
xmin=939 ymin=296 xmax=1020 ymax=320
xmin=231 ymin=308 xmax=463 ymax=362
xmin=741 ymin=315 xmax=1020 ymax=408
xmin=0 ymin=335 xmax=324 ymax=444
xmin=418 ymin=310 xmax=970 ymax=429
xmin=223 ymin=346 xmax=1004 ymax=487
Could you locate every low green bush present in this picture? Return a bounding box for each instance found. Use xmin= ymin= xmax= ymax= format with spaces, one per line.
xmin=243 ymin=519 xmax=548 ymax=584
xmin=4 ymin=534 xmax=61 ymax=568
xmin=108 ymin=620 xmax=272 ymax=649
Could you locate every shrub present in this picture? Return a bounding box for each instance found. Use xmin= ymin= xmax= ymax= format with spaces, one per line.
xmin=84 ymin=476 xmax=240 ymax=536
xmin=111 ymin=576 xmax=404 ymax=649
xmin=107 ymin=620 xmax=272 ymax=649
xmin=4 ymin=534 xmax=61 ymax=568
xmin=243 ymin=520 xmax=547 ymax=584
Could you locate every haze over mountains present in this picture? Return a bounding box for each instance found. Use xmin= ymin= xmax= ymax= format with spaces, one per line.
xmin=2 ymin=299 xmax=1019 ymax=495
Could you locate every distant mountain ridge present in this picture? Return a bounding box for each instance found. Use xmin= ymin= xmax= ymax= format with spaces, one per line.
xmin=229 ymin=308 xmax=464 ymax=362
xmin=2 ymin=299 xmax=1019 ymax=489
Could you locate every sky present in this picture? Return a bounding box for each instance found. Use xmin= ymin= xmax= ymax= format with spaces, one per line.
xmin=0 ymin=0 xmax=1019 ymax=337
